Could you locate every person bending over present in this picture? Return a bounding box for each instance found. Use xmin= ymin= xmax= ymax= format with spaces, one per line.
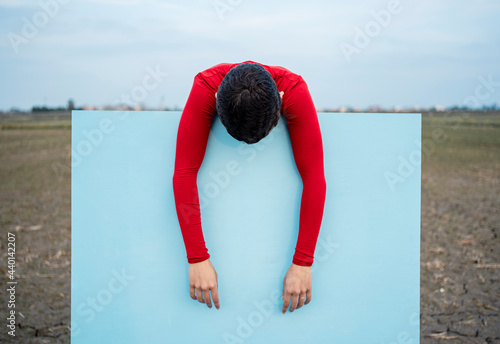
xmin=172 ymin=61 xmax=326 ymax=314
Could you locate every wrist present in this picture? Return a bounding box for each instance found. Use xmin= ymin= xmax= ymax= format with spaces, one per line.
xmin=292 ymin=257 xmax=313 ymax=267
xmin=189 ymin=257 xmax=210 ymax=265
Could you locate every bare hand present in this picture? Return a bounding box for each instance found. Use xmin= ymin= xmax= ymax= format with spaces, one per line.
xmin=281 ymin=263 xmax=312 ymax=314
xmin=188 ymin=259 xmax=220 ymax=309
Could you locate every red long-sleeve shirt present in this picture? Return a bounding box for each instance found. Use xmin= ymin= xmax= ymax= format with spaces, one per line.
xmin=173 ymin=61 xmax=326 ymax=266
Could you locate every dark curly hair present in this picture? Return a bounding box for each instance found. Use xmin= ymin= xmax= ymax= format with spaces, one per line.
xmin=216 ymin=63 xmax=281 ymax=144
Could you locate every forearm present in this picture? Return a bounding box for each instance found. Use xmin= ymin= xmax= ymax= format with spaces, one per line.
xmin=292 ymin=176 xmax=327 ymax=266
xmin=173 ymin=172 xmax=210 ymax=263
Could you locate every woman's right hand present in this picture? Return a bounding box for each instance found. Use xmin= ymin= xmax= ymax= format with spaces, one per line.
xmin=188 ymin=259 xmax=220 ymax=309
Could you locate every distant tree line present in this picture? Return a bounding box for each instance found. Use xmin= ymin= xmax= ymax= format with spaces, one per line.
xmin=32 ymin=106 xmax=69 ymax=112
xmin=447 ymin=104 xmax=498 ymax=112
xmin=31 ymin=99 xmax=77 ymax=112
xmin=22 ymin=100 xmax=499 ymax=113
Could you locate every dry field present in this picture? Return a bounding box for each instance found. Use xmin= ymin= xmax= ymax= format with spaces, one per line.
xmin=0 ymin=111 xmax=499 ymax=343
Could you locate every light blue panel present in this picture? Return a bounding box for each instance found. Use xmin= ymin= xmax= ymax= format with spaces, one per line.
xmin=72 ymin=111 xmax=420 ymax=344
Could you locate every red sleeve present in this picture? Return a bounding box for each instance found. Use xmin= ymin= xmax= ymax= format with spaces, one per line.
xmin=172 ymin=73 xmax=216 ymax=264
xmin=284 ymin=77 xmax=327 ymax=266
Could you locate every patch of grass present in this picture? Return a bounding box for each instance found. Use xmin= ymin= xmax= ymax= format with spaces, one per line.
xmin=0 ymin=112 xmax=71 ymax=130
xmin=0 ymin=122 xmax=71 ymax=130
xmin=422 ymin=115 xmax=500 ymax=169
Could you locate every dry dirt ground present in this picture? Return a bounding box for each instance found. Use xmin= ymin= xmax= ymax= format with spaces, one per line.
xmin=0 ymin=111 xmax=499 ymax=343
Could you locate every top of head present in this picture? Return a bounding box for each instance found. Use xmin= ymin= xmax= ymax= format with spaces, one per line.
xmin=216 ymin=63 xmax=282 ymax=144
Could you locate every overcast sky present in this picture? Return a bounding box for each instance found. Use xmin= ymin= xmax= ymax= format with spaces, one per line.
xmin=0 ymin=0 xmax=499 ymax=111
